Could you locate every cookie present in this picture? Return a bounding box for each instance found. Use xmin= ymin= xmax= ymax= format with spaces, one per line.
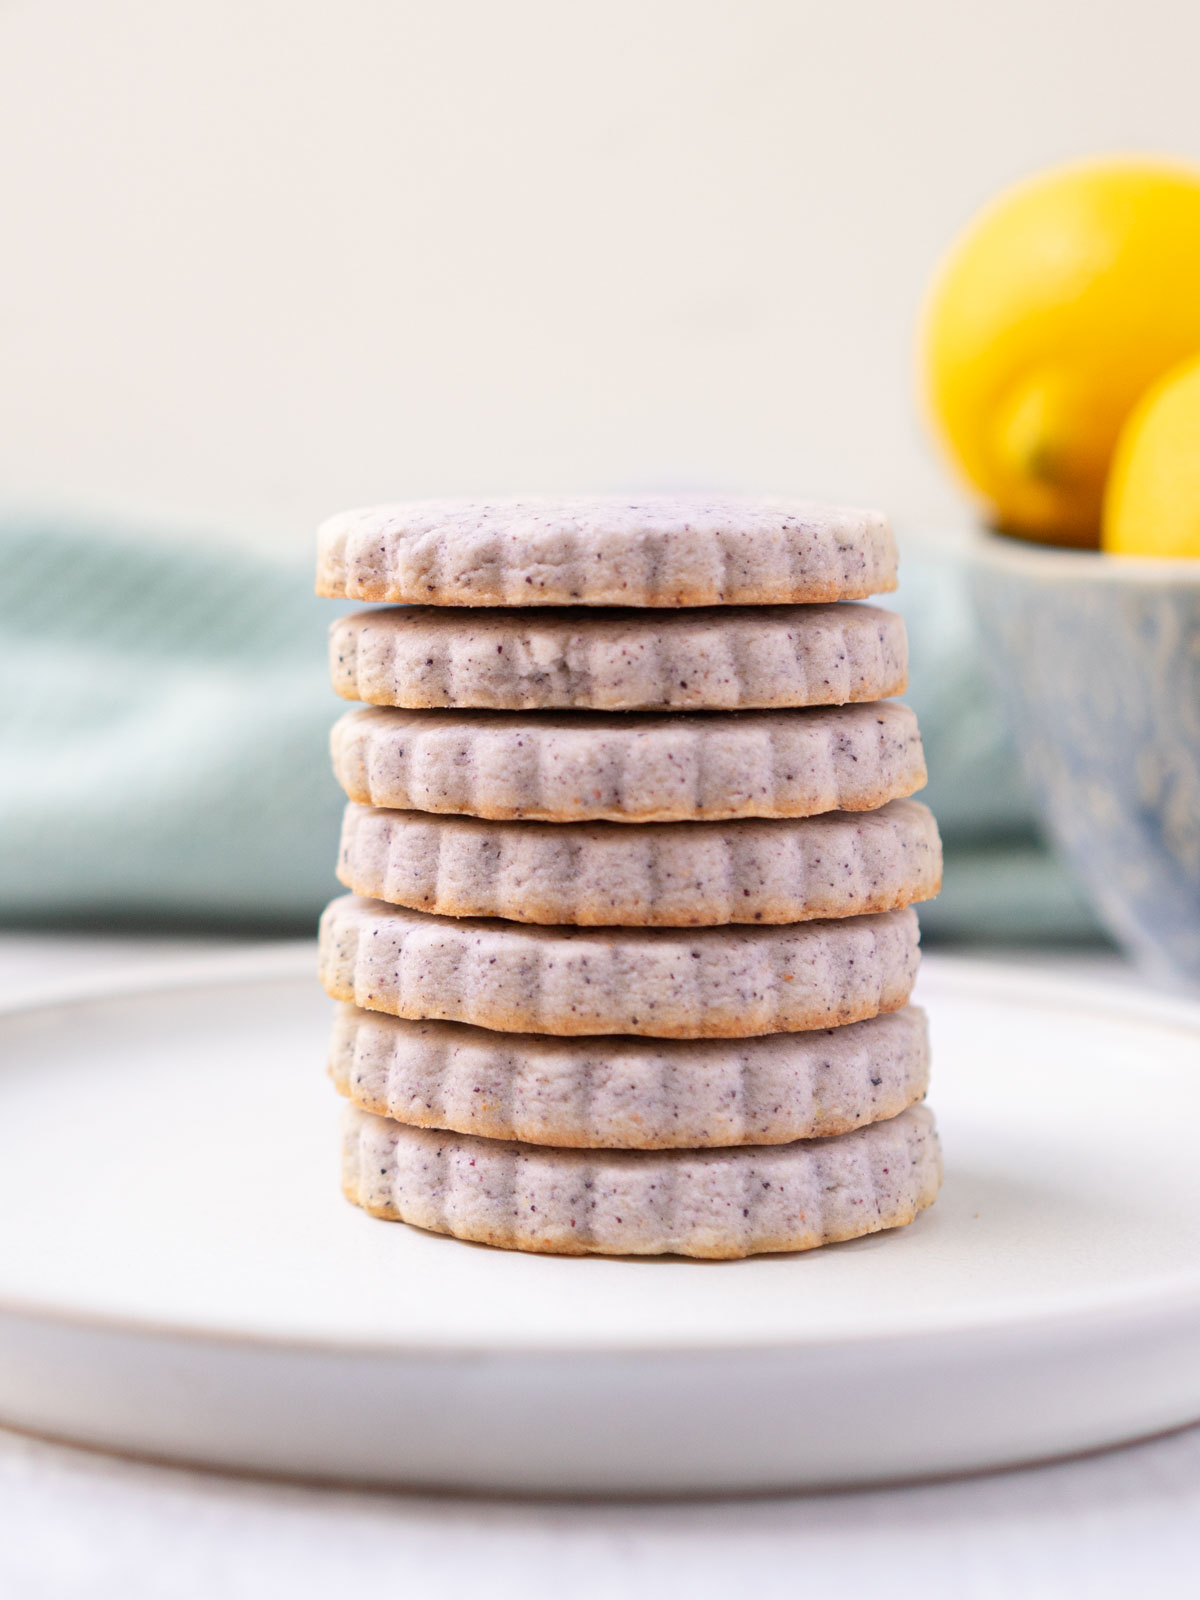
xmin=336 ymin=798 xmax=942 ymax=926
xmin=315 ymin=495 xmax=897 ymax=608
xmin=330 ymin=701 xmax=925 ymax=824
xmin=318 ymin=896 xmax=920 ymax=1038
xmin=341 ymin=1102 xmax=940 ymax=1257
xmin=329 ymin=602 xmax=908 ymax=712
xmin=329 ymin=1002 xmax=931 ymax=1148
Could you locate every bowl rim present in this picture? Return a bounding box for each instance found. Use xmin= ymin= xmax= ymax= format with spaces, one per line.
xmin=968 ymin=527 xmax=1200 ymax=585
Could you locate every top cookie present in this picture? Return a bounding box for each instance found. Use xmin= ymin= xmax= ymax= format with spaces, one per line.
xmin=315 ymin=495 xmax=897 ymax=608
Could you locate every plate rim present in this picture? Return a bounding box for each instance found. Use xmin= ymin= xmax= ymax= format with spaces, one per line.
xmin=7 ymin=939 xmax=1200 ymax=1036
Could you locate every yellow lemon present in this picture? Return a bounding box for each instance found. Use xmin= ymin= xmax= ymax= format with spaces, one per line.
xmin=920 ymin=158 xmax=1200 ymax=547
xmin=1103 ymin=352 xmax=1200 ymax=558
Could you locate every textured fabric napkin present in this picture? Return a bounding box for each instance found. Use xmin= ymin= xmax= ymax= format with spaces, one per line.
xmin=0 ymin=513 xmax=1100 ymax=939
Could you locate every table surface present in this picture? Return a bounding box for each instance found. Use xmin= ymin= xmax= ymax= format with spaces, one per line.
xmin=2 ymin=931 xmax=1198 ymax=1600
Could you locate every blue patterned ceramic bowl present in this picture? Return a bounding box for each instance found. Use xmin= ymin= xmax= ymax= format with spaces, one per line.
xmin=968 ymin=532 xmax=1200 ymax=988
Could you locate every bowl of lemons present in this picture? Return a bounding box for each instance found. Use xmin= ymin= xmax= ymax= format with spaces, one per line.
xmin=920 ymin=158 xmax=1200 ymax=988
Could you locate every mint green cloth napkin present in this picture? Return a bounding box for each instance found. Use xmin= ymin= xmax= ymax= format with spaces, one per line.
xmin=0 ymin=514 xmax=1101 ymax=940
xmin=0 ymin=517 xmax=345 ymax=928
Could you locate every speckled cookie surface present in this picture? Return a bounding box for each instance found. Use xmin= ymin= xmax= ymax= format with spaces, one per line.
xmin=318 ymin=896 xmax=920 ymax=1038
xmin=316 ymin=496 xmax=897 ymax=608
xmin=330 ymin=701 xmax=925 ymax=823
xmin=330 ymin=1003 xmax=930 ymax=1148
xmin=336 ymin=798 xmax=942 ymax=926
xmin=341 ymin=1102 xmax=941 ymax=1257
xmin=329 ymin=602 xmax=908 ymax=712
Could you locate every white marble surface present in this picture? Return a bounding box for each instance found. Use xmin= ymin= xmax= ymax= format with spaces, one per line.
xmin=2 ymin=931 xmax=1198 ymax=1599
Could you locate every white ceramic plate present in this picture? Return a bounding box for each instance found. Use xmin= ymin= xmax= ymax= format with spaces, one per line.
xmin=1 ymin=950 xmax=1198 ymax=1494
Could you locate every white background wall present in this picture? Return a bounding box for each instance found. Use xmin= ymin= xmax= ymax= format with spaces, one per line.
xmin=2 ymin=0 xmax=1198 ymax=552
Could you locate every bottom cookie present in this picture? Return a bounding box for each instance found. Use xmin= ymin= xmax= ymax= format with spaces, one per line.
xmin=341 ymin=1102 xmax=941 ymax=1258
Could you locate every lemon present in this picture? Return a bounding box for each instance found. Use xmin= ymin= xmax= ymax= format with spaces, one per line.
xmin=920 ymin=158 xmax=1200 ymax=547
xmin=1103 ymin=352 xmax=1200 ymax=558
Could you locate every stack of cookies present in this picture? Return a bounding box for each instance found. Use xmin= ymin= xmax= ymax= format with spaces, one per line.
xmin=315 ymin=496 xmax=942 ymax=1259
